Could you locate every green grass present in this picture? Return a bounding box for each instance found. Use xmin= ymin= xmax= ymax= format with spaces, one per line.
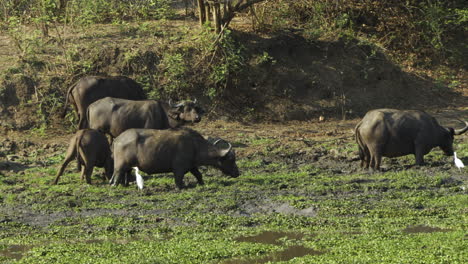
xmin=0 ymin=139 xmax=467 ymax=263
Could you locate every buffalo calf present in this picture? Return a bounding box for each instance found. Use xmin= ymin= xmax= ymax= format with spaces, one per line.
xmin=54 ymin=129 xmax=113 ymax=184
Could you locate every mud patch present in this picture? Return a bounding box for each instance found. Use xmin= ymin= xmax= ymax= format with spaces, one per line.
xmin=1 ymin=207 xmax=169 ymax=228
xmin=235 ymin=231 xmax=307 ymax=245
xmin=0 ymin=244 xmax=32 ymax=260
xmin=237 ymin=199 xmax=317 ymax=217
xmin=222 ymin=245 xmax=324 ymax=264
xmin=403 ymin=225 xmax=452 ymax=234
xmin=225 ymin=231 xmax=322 ymax=263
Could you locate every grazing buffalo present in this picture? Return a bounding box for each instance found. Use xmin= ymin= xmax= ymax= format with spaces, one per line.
xmin=87 ymin=97 xmax=203 ymax=138
xmin=355 ymin=109 xmax=468 ymax=170
xmin=54 ymin=129 xmax=113 ymax=184
xmin=62 ymin=76 xmax=146 ymax=129
xmin=109 ymin=128 xmax=239 ymax=189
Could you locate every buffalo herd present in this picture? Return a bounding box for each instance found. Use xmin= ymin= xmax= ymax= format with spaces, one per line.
xmin=55 ymin=75 xmax=467 ymax=189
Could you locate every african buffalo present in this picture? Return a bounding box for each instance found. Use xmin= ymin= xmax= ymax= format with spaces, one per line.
xmin=109 ymin=128 xmax=239 ymax=189
xmin=355 ymin=109 xmax=468 ymax=170
xmin=87 ymin=97 xmax=203 ymax=138
xmin=62 ymin=76 xmax=146 ymax=129
xmin=54 ymin=129 xmax=113 ymax=184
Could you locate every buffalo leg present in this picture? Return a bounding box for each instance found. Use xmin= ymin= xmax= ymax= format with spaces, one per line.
xmin=83 ymin=166 xmax=94 ymax=184
xmin=173 ymin=170 xmax=186 ymax=190
xmin=414 ymin=150 xmax=425 ymax=166
xmin=190 ymin=168 xmax=204 ymax=185
xmin=363 ymin=155 xmax=370 ymax=169
xmin=80 ymin=166 xmax=86 ymax=182
xmin=103 ymin=158 xmax=113 ymax=182
xmin=122 ymin=170 xmax=131 ymax=187
xmin=363 ymin=146 xmax=370 ymax=169
xmin=374 ymin=153 xmax=382 ymax=170
xmin=110 ymin=169 xmax=125 ymax=186
xmin=369 ymin=144 xmax=383 ymax=171
xmin=358 ymin=146 xmax=366 ymax=168
xmin=369 ymin=152 xmax=376 ymax=171
xmin=76 ymin=159 xmax=82 ymax=172
xmin=109 ymin=170 xmax=117 ymax=185
xmin=360 ymin=150 xmax=370 ymax=169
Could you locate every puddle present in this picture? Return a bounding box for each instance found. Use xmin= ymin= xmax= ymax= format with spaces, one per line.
xmin=225 ymin=231 xmax=323 ymax=263
xmin=403 ymin=225 xmax=452 ymax=234
xmin=222 ymin=245 xmax=325 ymax=264
xmin=235 ymin=231 xmax=306 ymax=245
xmin=0 ymin=245 xmax=33 ymax=260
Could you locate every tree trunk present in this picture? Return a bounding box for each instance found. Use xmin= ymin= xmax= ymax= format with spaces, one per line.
xmin=213 ymin=2 xmax=221 ymax=33
xmin=205 ymin=3 xmax=212 ymax=25
xmin=196 ymin=0 xmax=268 ymax=33
xmin=197 ymin=0 xmax=206 ymax=25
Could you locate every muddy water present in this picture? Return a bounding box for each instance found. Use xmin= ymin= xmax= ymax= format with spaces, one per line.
xmin=235 ymin=231 xmax=307 ymax=245
xmin=403 ymin=225 xmax=452 ymax=234
xmin=0 ymin=244 xmax=32 ymax=260
xmin=222 ymin=245 xmax=324 ymax=264
xmin=222 ymin=231 xmax=323 ymax=263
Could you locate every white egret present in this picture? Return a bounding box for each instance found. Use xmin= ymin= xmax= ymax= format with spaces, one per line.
xmin=454 ymin=152 xmax=465 ymax=172
xmin=133 ymin=167 xmax=144 ymax=190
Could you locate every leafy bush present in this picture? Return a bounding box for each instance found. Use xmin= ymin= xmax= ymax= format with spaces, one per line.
xmin=207 ymin=30 xmax=246 ymax=99
xmin=160 ymin=52 xmax=190 ymax=97
xmin=0 ymin=0 xmax=174 ymax=25
xmin=256 ymin=0 xmax=467 ymax=67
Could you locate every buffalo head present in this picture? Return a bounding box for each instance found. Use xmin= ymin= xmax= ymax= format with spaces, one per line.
xmin=212 ymin=139 xmax=240 ymax=178
xmin=169 ymin=99 xmax=204 ymax=123
xmin=440 ymin=120 xmax=468 ymax=156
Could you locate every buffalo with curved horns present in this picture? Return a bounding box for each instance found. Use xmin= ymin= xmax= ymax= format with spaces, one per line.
xmin=355 ymin=109 xmax=468 ymax=170
xmin=87 ymin=97 xmax=204 ymax=139
xmin=62 ymin=76 xmax=146 ymax=129
xmin=109 ymin=128 xmax=239 ymax=189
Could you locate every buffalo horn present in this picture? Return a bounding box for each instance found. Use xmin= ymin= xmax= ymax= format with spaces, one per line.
xmin=169 ymin=99 xmax=184 ymax=108
xmin=454 ymin=120 xmax=468 ymax=135
xmin=213 ymin=139 xmax=232 ymax=157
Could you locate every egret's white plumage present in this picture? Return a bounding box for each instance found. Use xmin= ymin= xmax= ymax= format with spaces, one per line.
xmin=454 ymin=152 xmax=465 ymax=172
xmin=133 ymin=167 xmax=144 ymax=190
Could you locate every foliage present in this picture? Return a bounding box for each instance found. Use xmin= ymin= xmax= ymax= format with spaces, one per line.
xmin=255 ymin=0 xmax=467 ymax=67
xmin=160 ymin=52 xmax=190 ymax=97
xmin=0 ymin=0 xmax=174 ymax=25
xmin=207 ymin=30 xmax=246 ymax=99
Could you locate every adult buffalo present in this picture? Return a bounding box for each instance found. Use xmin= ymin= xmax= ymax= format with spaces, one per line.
xmin=62 ymin=76 xmax=146 ymax=129
xmin=110 ymin=128 xmax=239 ymax=189
xmin=355 ymin=109 xmax=468 ymax=170
xmin=87 ymin=97 xmax=203 ymax=138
